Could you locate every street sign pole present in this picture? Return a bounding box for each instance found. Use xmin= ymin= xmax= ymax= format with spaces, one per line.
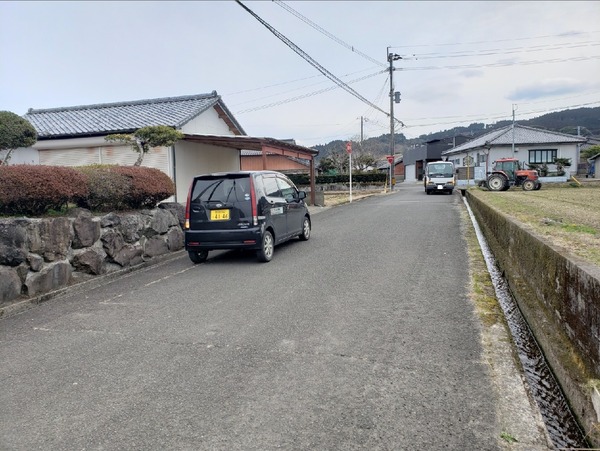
xmin=347 ymin=141 xmax=353 ymax=202
xmin=387 ymin=155 xmax=394 ymax=191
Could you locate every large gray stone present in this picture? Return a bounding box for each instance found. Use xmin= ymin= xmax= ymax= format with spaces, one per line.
xmin=116 ymin=214 xmax=144 ymax=244
xmin=166 ymin=227 xmax=184 ymax=251
xmin=100 ymin=212 xmax=121 ymax=228
xmin=26 ymin=218 xmax=72 ymax=262
xmin=72 ymin=247 xmax=106 ymax=275
xmin=0 ymin=220 xmax=29 ymax=266
xmin=27 ymin=253 xmax=44 ymax=272
xmin=143 ymin=235 xmax=169 ymax=258
xmin=72 ymin=211 xmax=101 ymax=249
xmin=159 ymin=202 xmax=186 ymax=229
xmin=101 ymin=229 xmax=126 ymax=259
xmin=144 ymin=208 xmax=178 ymax=237
xmin=0 ymin=266 xmax=22 ymax=304
xmin=113 ymin=244 xmax=144 ymax=267
xmin=24 ymin=260 xmax=72 ymax=297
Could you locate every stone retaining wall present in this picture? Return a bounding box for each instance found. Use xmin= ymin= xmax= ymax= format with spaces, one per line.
xmin=0 ymin=203 xmax=185 ymax=307
xmin=466 ymin=191 xmax=600 ymax=446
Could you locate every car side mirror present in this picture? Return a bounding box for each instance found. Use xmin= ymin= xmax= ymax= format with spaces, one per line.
xmin=298 ymin=191 xmax=307 ymax=200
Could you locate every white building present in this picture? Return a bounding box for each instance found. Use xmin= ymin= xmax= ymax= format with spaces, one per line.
xmin=442 ymin=124 xmax=587 ymax=183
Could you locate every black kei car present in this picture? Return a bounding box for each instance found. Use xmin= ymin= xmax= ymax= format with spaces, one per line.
xmin=184 ymin=170 xmax=311 ymax=263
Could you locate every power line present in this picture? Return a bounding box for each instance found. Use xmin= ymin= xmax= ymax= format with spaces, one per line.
xmin=234 ymin=70 xmax=385 ymax=114
xmin=235 ymin=0 xmax=400 ymax=124
xmin=413 ymin=41 xmax=600 ymax=60
xmin=389 ymin=30 xmax=600 ymax=49
xmin=273 ymin=0 xmax=386 ymax=68
xmin=399 ymin=54 xmax=600 ymax=72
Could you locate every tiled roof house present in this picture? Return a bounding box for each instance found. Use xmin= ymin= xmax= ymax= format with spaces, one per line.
xmin=441 ymin=124 xmax=587 ymax=181
xmin=16 ymin=92 xmax=318 ymax=202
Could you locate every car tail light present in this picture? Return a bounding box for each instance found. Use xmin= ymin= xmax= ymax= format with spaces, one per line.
xmin=249 ymin=176 xmax=258 ymax=226
xmin=184 ymin=182 xmax=193 ymax=230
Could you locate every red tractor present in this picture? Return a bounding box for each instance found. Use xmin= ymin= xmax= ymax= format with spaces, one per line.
xmin=485 ymin=158 xmax=541 ymax=191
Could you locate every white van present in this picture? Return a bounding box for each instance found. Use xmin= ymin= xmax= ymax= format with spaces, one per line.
xmin=424 ymin=161 xmax=455 ymax=195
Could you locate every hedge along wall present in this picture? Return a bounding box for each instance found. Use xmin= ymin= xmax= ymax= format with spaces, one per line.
xmin=466 ymin=191 xmax=600 ymax=445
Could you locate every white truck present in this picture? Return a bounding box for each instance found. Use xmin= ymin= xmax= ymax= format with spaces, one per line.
xmin=424 ymin=161 xmax=456 ymax=195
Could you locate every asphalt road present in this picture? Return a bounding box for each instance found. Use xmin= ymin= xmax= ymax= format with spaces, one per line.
xmin=0 ymin=183 xmax=548 ymax=450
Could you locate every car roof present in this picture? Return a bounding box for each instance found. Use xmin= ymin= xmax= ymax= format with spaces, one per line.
xmin=193 ymin=170 xmax=284 ymax=178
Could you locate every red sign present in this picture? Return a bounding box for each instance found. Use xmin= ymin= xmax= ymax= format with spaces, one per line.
xmin=346 ymin=142 xmax=352 ymax=154
xmin=387 ymin=155 xmax=394 ymax=164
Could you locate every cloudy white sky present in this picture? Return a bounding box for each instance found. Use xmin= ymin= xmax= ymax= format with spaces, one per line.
xmin=1 ymin=1 xmax=599 ymax=147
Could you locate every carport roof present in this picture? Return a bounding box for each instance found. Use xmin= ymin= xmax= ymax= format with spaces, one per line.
xmin=183 ymin=134 xmax=319 ymax=158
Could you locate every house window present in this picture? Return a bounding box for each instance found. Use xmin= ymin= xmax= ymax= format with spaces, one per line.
xmin=529 ymin=149 xmax=557 ymax=164
xmin=477 ymin=153 xmax=487 ymax=164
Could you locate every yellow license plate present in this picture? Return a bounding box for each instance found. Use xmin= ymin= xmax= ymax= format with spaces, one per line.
xmin=210 ymin=209 xmax=230 ymax=221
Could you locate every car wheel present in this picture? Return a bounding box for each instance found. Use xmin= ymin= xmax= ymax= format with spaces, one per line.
xmin=257 ymin=230 xmax=274 ymax=262
xmin=299 ymin=216 xmax=311 ymax=241
xmin=188 ymin=250 xmax=208 ymax=264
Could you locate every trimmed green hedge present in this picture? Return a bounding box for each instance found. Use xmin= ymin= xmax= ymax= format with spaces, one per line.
xmin=288 ymin=172 xmax=387 ymax=186
xmin=0 ymin=164 xmax=175 ymax=216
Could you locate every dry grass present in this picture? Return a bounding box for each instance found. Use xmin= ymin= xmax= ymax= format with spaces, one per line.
xmin=467 ymin=180 xmax=600 ymax=266
xmin=323 ymin=190 xmax=386 ymax=206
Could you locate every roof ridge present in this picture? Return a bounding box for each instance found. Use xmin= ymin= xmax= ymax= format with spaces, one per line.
xmin=26 ymin=91 xmax=218 ymax=114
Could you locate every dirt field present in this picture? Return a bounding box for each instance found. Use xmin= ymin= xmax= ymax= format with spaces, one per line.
xmin=467 ymin=180 xmax=600 ymax=266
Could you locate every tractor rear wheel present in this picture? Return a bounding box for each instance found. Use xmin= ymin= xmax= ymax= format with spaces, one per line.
xmin=522 ymin=179 xmax=536 ymax=191
xmin=534 ymin=181 xmax=542 ymax=190
xmin=487 ymin=174 xmax=507 ymax=191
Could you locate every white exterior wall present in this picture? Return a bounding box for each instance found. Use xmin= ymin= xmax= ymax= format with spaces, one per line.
xmin=404 ymin=164 xmax=417 ymax=182
xmin=174 ymin=141 xmax=240 ymax=202
xmin=181 ymin=107 xmax=233 ymax=135
xmin=36 ymin=138 xmax=171 ymax=176
xmin=0 ymin=147 xmax=39 ymax=165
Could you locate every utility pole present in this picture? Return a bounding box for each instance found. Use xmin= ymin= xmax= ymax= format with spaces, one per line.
xmin=388 ymin=48 xmax=402 ymax=191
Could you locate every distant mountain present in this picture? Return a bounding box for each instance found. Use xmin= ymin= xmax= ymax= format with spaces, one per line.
xmin=313 ymin=106 xmax=600 ymax=161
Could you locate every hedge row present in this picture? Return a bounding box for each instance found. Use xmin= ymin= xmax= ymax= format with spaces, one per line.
xmin=288 ymin=172 xmax=387 ymax=186
xmin=0 ymin=164 xmax=175 ymax=216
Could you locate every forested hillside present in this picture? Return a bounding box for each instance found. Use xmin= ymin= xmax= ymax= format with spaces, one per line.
xmin=313 ymin=106 xmax=600 ymax=162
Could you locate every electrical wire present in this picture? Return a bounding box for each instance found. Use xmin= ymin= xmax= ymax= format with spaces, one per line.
xmin=273 ymin=0 xmax=386 ymax=68
xmin=235 ymin=0 xmax=403 ymax=126
xmin=234 ymin=70 xmax=385 ymax=113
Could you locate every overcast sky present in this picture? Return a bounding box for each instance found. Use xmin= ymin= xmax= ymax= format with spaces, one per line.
xmin=1 ymin=1 xmax=599 ymax=147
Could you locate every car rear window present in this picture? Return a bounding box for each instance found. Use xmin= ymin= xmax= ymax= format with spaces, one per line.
xmin=191 ymin=175 xmax=251 ymax=203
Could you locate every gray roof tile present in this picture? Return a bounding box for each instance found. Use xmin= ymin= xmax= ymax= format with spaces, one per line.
xmin=24 ymin=92 xmax=244 ymax=138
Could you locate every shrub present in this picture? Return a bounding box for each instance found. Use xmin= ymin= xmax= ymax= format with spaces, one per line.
xmin=74 ymin=165 xmax=132 ymax=212
xmin=106 ymin=166 xmax=175 ymax=209
xmin=0 ymin=165 xmax=88 ymax=216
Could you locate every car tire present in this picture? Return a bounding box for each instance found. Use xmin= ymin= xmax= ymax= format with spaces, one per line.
xmin=257 ymin=230 xmax=274 ymax=262
xmin=188 ymin=250 xmax=208 ymax=264
xmin=299 ymin=216 xmax=311 ymax=241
